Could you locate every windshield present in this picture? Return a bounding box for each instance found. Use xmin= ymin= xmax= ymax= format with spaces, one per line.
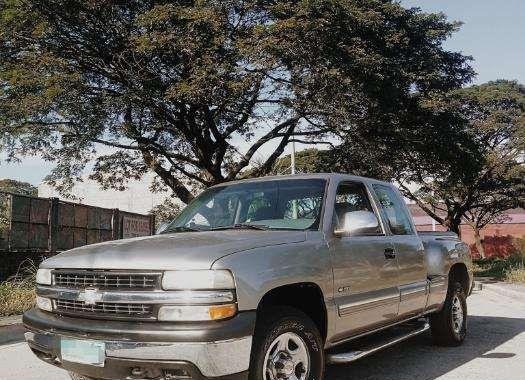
xmin=164 ymin=179 xmax=326 ymax=232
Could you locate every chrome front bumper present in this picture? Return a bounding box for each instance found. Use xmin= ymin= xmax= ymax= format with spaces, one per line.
xmin=25 ymin=329 xmax=251 ymax=379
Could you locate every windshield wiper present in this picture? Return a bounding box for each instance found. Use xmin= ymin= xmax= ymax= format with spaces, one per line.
xmin=212 ymin=223 xmax=270 ymax=231
xmin=164 ymin=226 xmax=202 ymax=233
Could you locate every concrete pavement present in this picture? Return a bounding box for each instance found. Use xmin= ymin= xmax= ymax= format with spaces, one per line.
xmin=0 ymin=284 xmax=524 ymax=380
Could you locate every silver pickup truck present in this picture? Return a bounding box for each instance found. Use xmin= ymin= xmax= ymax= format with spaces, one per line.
xmin=24 ymin=174 xmax=473 ymax=380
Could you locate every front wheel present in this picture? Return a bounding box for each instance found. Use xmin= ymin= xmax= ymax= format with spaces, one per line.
xmin=249 ymin=307 xmax=324 ymax=380
xmin=430 ymin=281 xmax=467 ymax=346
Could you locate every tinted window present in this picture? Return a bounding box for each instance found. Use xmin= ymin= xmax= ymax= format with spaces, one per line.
xmin=372 ymin=185 xmax=414 ymax=235
xmin=334 ymin=182 xmax=381 ymax=234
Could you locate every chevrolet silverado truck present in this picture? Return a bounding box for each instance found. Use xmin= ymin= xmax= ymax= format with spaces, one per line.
xmin=24 ymin=174 xmax=473 ymax=380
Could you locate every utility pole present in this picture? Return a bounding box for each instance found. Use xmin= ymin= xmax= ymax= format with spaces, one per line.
xmin=291 ymin=141 xmax=296 ymax=175
xmin=290 ymin=142 xmax=298 ymax=219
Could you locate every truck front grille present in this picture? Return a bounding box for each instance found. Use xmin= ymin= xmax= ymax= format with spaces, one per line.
xmin=53 ymin=270 xmax=161 ymax=290
xmin=54 ymin=299 xmax=155 ymax=320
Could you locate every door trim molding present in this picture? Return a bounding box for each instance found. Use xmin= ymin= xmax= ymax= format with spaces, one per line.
xmin=339 ymin=292 xmax=399 ymax=316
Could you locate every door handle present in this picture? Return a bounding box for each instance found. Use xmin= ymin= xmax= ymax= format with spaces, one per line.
xmin=384 ymin=248 xmax=396 ymax=259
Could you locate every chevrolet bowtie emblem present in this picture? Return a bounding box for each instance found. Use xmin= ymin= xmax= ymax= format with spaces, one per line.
xmin=78 ymin=288 xmax=103 ymax=305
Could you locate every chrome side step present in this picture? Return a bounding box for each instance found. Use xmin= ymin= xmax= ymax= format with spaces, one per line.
xmin=326 ymin=322 xmax=430 ymax=364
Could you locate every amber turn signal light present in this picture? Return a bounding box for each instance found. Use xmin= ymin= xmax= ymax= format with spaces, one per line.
xmin=209 ymin=304 xmax=237 ymax=320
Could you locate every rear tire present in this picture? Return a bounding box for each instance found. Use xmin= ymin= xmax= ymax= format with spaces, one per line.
xmin=249 ymin=306 xmax=324 ymax=380
xmin=430 ymin=281 xmax=467 ymax=346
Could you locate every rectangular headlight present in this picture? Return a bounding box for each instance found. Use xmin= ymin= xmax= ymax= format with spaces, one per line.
xmin=36 ymin=269 xmax=52 ymax=285
xmin=36 ymin=296 xmax=53 ymax=312
xmin=158 ymin=304 xmax=237 ymax=322
xmin=162 ymin=270 xmax=235 ymax=290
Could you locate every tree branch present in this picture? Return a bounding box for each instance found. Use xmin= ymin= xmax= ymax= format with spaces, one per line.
xmin=227 ymin=117 xmax=300 ymax=179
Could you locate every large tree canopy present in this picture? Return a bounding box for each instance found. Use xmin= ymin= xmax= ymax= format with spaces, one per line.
xmin=0 ymin=0 xmax=473 ymax=203
xmin=399 ymin=81 xmax=525 ymax=236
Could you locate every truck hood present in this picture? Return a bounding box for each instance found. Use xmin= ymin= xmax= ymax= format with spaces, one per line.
xmin=41 ymin=230 xmax=306 ymax=270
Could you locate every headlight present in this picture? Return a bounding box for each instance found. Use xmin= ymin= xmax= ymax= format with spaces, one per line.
xmin=162 ymin=270 xmax=235 ymax=290
xmin=36 ymin=296 xmax=52 ymax=312
xmin=158 ymin=304 xmax=237 ymax=322
xmin=36 ymin=269 xmax=52 ymax=285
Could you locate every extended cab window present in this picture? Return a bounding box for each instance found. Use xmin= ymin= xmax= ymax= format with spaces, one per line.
xmin=334 ymin=182 xmax=382 ymax=235
xmin=372 ymin=185 xmax=414 ymax=235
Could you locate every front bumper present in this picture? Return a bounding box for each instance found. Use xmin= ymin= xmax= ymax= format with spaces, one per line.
xmin=24 ymin=308 xmax=255 ymax=380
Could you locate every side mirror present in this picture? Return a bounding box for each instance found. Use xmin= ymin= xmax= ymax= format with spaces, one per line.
xmin=334 ymin=211 xmax=380 ymax=237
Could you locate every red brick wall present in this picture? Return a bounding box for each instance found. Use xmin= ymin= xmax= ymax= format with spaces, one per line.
xmin=460 ymin=224 xmax=525 ymax=259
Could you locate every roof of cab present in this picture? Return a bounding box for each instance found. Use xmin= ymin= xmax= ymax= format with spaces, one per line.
xmin=210 ymin=173 xmax=393 ymax=188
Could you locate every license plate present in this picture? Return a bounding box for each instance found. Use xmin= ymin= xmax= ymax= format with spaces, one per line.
xmin=61 ymin=338 xmax=105 ymax=367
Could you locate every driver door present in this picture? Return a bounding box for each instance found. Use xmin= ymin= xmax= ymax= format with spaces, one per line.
xmin=329 ymin=181 xmax=400 ymax=339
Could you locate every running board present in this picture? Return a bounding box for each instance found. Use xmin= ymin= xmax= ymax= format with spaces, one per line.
xmin=326 ymin=321 xmax=430 ymax=364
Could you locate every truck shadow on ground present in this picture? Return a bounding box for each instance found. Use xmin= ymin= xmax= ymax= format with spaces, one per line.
xmin=325 ymin=315 xmax=525 ymax=380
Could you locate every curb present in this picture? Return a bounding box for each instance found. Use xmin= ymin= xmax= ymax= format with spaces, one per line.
xmin=481 ymin=283 xmax=525 ymax=301
xmin=0 ymin=315 xmax=22 ymax=328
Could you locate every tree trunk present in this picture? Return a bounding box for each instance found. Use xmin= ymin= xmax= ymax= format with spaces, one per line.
xmin=444 ymin=216 xmax=462 ymax=236
xmin=474 ymin=228 xmax=486 ymax=259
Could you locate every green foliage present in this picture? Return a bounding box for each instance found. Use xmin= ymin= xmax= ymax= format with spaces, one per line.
xmin=473 ymin=252 xmax=525 ymax=284
xmin=0 ymin=0 xmax=473 ymax=203
xmin=404 ymin=81 xmax=525 ymax=233
xmin=266 ymin=148 xmax=332 ymax=175
xmin=0 ymin=179 xmax=37 ymax=196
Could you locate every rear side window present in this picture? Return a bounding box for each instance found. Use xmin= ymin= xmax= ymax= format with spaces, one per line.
xmin=372 ymin=185 xmax=414 ymax=235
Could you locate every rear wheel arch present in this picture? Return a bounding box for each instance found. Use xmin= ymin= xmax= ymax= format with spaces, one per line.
xmin=256 ymin=282 xmax=328 ymax=342
xmin=448 ymin=263 xmax=470 ymax=294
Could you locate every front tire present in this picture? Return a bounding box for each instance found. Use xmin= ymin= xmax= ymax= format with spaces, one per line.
xmin=430 ymin=281 xmax=467 ymax=346
xmin=249 ymin=307 xmax=324 ymax=380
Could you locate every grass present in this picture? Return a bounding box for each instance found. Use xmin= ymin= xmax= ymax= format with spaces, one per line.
xmin=505 ymin=266 xmax=525 ymax=283
xmin=0 ymin=258 xmax=36 ymax=317
xmin=0 ymin=281 xmax=35 ymax=317
xmin=473 ymin=254 xmax=525 ymax=284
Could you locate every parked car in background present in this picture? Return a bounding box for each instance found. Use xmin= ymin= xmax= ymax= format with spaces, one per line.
xmin=24 ymin=174 xmax=472 ymax=380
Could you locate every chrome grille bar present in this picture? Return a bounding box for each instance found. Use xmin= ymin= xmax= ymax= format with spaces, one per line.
xmin=54 ymin=299 xmax=154 ymax=319
xmin=53 ymin=270 xmax=161 ymax=290
xmin=37 ymin=286 xmax=235 ymax=305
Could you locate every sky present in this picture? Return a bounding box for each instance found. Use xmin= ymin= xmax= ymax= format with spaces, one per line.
xmin=1 ymin=0 xmax=524 ymax=186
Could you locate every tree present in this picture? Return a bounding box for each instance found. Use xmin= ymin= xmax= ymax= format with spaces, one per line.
xmin=397 ymin=81 xmax=525 ymax=241
xmin=268 ymin=148 xmax=331 ymax=175
xmin=0 ymin=0 xmax=473 ymax=204
xmin=0 ymin=179 xmax=38 ymax=196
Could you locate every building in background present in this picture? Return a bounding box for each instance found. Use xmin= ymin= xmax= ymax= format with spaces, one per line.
xmin=38 ymin=172 xmax=170 ymax=214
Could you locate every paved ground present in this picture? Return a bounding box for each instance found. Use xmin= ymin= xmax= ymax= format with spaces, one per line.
xmin=0 ymin=285 xmax=524 ymax=380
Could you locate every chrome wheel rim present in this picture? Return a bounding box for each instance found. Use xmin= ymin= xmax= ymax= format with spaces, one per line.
xmin=264 ymin=332 xmax=310 ymax=380
xmin=451 ymin=294 xmax=464 ymax=333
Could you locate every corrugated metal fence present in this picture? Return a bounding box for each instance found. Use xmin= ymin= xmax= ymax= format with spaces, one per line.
xmin=0 ymin=192 xmax=155 ymax=280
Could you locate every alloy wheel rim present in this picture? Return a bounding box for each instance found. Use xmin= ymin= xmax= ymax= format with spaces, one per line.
xmin=264 ymin=332 xmax=310 ymax=380
xmin=451 ymin=294 xmax=464 ymax=333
